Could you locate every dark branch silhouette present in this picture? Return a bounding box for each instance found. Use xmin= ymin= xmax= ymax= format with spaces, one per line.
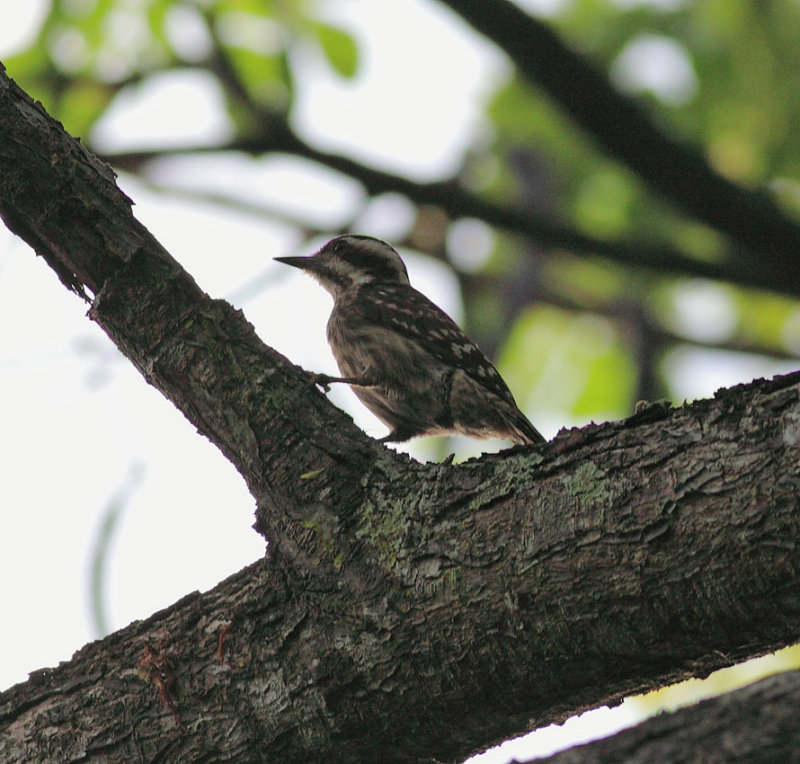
xmin=438 ymin=0 xmax=800 ymax=283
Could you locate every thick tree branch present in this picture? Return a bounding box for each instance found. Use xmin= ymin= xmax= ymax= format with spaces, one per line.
xmin=3 ymin=63 xmax=800 ymax=762
xmin=4 ymin=368 xmax=800 ymax=761
xmin=539 ymin=669 xmax=800 ymax=763
xmin=0 ymin=63 xmax=380 ymax=548
xmin=438 ymin=0 xmax=800 ymax=287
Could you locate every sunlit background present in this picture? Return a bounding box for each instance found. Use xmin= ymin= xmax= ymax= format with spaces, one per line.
xmin=2 ymin=1 xmax=800 ymax=761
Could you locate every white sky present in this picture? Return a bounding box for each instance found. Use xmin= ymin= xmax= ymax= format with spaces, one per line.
xmin=1 ymin=2 xmax=797 ymax=762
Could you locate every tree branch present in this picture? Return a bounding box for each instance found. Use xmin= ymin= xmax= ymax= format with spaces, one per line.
xmin=104 ymin=126 xmax=800 ymax=301
xmin=3 ymin=62 xmax=800 ymax=762
xmin=107 ymin=137 xmax=733 ymax=286
xmin=437 ymin=0 xmax=800 ymax=286
xmin=538 ymin=669 xmax=800 ymax=763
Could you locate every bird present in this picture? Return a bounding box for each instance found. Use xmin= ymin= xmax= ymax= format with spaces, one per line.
xmin=275 ymin=235 xmax=546 ymax=446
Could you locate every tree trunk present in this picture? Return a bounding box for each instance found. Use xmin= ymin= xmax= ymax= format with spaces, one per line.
xmin=1 ymin=63 xmax=799 ymax=763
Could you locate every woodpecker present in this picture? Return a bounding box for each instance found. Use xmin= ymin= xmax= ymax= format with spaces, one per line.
xmin=275 ymin=235 xmax=545 ymax=445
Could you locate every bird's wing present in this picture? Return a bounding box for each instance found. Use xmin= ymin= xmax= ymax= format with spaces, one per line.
xmin=359 ymin=283 xmax=517 ymax=404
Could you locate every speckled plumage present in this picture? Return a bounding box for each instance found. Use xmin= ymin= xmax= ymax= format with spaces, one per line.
xmin=275 ymin=235 xmax=546 ymax=445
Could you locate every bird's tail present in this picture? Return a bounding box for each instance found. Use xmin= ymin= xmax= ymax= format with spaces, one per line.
xmin=504 ymin=406 xmax=547 ymax=445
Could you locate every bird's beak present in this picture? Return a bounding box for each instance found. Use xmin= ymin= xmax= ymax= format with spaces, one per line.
xmin=274 ymin=255 xmax=315 ymax=270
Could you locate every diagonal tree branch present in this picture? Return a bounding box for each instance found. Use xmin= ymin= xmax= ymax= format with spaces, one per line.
xmin=3 ymin=62 xmax=800 ymax=762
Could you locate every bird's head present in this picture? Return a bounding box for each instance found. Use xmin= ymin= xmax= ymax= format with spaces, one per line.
xmin=275 ymin=235 xmax=410 ymax=298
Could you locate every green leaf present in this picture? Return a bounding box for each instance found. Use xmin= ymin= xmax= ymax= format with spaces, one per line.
xmin=147 ymin=0 xmax=174 ymax=50
xmin=60 ymin=81 xmax=115 ymax=137
xmin=499 ymin=307 xmax=635 ymax=422
xmin=311 ymin=21 xmax=358 ymax=79
xmin=224 ymin=44 xmax=291 ymax=109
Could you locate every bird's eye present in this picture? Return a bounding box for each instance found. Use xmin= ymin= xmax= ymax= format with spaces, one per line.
xmin=333 ymin=241 xmax=344 ymax=253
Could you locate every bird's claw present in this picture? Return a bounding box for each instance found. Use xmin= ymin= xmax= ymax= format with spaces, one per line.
xmin=312 ymin=373 xmax=333 ymax=392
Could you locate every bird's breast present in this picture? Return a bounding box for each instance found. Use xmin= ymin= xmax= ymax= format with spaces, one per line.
xmin=327 ymin=297 xmax=437 ymax=384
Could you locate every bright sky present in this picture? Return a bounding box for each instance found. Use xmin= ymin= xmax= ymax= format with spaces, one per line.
xmin=1 ymin=2 xmax=796 ymax=762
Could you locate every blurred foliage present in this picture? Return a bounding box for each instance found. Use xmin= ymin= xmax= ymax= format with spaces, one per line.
xmin=474 ymin=0 xmax=800 ymax=413
xmin=5 ymin=0 xmax=800 ymax=429
xmin=7 ymin=0 xmax=358 ymax=124
xmin=500 ymin=305 xmax=637 ymax=420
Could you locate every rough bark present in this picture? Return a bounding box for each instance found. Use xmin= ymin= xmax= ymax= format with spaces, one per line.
xmin=2 ymin=63 xmax=800 ymax=763
xmin=539 ymin=668 xmax=800 ymax=763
